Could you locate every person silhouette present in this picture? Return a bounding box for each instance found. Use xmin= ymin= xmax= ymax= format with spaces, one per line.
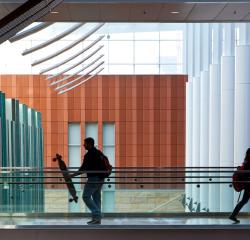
xmin=68 ymin=137 xmax=104 ymax=225
xmin=229 ymin=148 xmax=250 ymax=223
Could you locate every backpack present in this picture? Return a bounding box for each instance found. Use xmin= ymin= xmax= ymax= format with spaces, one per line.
xmin=232 ymin=165 xmax=246 ymax=192
xmin=97 ymin=151 xmax=113 ymax=179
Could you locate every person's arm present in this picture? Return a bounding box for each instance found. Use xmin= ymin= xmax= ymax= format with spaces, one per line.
xmin=68 ymin=157 xmax=87 ymax=178
xmin=69 ymin=170 xmax=82 ymax=178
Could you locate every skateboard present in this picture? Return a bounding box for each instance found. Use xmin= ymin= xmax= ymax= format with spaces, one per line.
xmin=53 ymin=153 xmax=78 ymax=203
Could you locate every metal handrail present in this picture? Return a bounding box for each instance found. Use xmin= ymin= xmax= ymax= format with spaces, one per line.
xmin=0 ymin=167 xmax=249 ymax=185
xmin=0 ymin=176 xmax=235 ymax=179
xmin=0 ymin=167 xmax=241 ymax=170
xmin=0 ymin=181 xmax=248 ymax=185
xmin=0 ymin=170 xmax=246 ymax=174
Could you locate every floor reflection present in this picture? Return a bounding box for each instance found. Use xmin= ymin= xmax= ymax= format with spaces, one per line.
xmin=0 ymin=216 xmax=249 ymax=228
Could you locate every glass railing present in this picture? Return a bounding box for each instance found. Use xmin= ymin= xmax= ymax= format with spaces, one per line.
xmin=0 ymin=167 xmax=245 ymax=214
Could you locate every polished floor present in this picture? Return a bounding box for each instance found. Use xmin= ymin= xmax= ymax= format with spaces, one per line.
xmin=0 ymin=216 xmax=250 ymax=229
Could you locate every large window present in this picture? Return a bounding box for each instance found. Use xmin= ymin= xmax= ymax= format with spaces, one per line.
xmin=68 ymin=123 xmax=81 ymax=169
xmin=68 ymin=123 xmax=81 ymax=212
xmin=102 ymin=123 xmax=115 ymax=212
xmin=0 ymin=23 xmax=185 ymax=75
xmin=85 ymin=123 xmax=98 ymax=146
xmin=102 ymin=123 xmax=115 ymax=167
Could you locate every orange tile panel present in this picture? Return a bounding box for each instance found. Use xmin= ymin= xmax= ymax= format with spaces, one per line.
xmin=109 ymin=98 xmax=116 ymax=109
xmin=0 ymin=74 xmax=186 ymax=171
xmin=91 ymin=110 xmax=98 ymax=121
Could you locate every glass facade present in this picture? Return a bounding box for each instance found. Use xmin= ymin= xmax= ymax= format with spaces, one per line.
xmin=102 ymin=123 xmax=115 ymax=212
xmin=68 ymin=123 xmax=81 ymax=212
xmin=0 ymin=23 xmax=185 ymax=75
xmin=0 ymin=92 xmax=44 ymax=213
xmin=85 ymin=122 xmax=98 ymax=146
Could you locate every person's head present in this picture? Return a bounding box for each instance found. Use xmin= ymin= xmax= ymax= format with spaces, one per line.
xmin=245 ymin=148 xmax=250 ymax=160
xmin=84 ymin=137 xmax=95 ymax=150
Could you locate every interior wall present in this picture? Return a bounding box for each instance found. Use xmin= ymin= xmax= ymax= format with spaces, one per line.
xmin=0 ymin=75 xmax=186 ymax=172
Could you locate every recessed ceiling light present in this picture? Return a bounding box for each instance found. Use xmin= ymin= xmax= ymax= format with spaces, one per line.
xmin=171 ymin=11 xmax=180 ymax=14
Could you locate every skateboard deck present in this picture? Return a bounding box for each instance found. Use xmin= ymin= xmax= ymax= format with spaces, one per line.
xmin=53 ymin=153 xmax=78 ymax=203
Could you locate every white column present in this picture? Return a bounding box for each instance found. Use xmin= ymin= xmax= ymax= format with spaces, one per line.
xmin=192 ymin=76 xmax=200 ymax=211
xmin=185 ymin=23 xmax=194 ymax=212
xmin=186 ymin=80 xmax=193 ymax=212
xmin=220 ymin=23 xmax=235 ymax=212
xmin=209 ymin=23 xmax=222 ymax=212
xmin=234 ymin=23 xmax=250 ymax=211
xmin=191 ymin=23 xmax=201 ymax=211
xmin=234 ymin=23 xmax=250 ymax=165
xmin=192 ymin=77 xmax=200 ymax=211
xmin=200 ymin=23 xmax=210 ymax=212
xmin=200 ymin=71 xmax=209 ymax=211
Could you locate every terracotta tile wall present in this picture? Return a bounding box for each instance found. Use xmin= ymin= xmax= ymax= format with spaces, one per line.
xmin=0 ymin=75 xmax=186 ymax=175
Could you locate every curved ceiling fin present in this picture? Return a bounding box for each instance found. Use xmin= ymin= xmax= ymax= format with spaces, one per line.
xmin=29 ymin=22 xmax=105 ymax=64
xmin=9 ymin=22 xmax=54 ymax=43
xmin=22 ymin=22 xmax=85 ymax=55
xmin=50 ymin=54 xmax=104 ymax=87
xmin=58 ymin=68 xmax=104 ymax=95
xmin=47 ymin=45 xmax=104 ymax=80
xmin=55 ymin=61 xmax=104 ymax=91
xmin=39 ymin=35 xmax=104 ymax=72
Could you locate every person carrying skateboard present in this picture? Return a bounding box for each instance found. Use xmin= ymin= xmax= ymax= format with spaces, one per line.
xmin=68 ymin=137 xmax=104 ymax=225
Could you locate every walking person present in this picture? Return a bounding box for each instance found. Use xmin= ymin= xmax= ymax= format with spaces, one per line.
xmin=68 ymin=137 xmax=104 ymax=225
xmin=229 ymin=148 xmax=250 ymax=223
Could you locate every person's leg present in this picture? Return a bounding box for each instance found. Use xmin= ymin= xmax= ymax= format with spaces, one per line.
xmin=92 ymin=179 xmax=104 ymax=220
xmin=229 ymin=189 xmax=250 ymax=222
xmin=83 ymin=178 xmax=100 ymax=220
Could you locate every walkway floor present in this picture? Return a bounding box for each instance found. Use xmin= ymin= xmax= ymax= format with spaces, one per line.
xmin=0 ymin=216 xmax=250 ymax=229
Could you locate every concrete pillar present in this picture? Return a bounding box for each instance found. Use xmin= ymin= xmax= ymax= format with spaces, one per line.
xmin=200 ymin=23 xmax=211 ymax=212
xmin=209 ymin=24 xmax=222 ymax=212
xmin=185 ymin=81 xmax=193 ymax=211
xmin=234 ymin=23 xmax=250 ymax=211
xmin=191 ymin=23 xmax=201 ymax=211
xmin=200 ymin=70 xmax=209 ymax=211
xmin=220 ymin=23 xmax=235 ymax=212
xmin=192 ymin=76 xmax=200 ymax=211
xmin=209 ymin=63 xmax=221 ymax=212
xmin=185 ymin=23 xmax=194 ymax=212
